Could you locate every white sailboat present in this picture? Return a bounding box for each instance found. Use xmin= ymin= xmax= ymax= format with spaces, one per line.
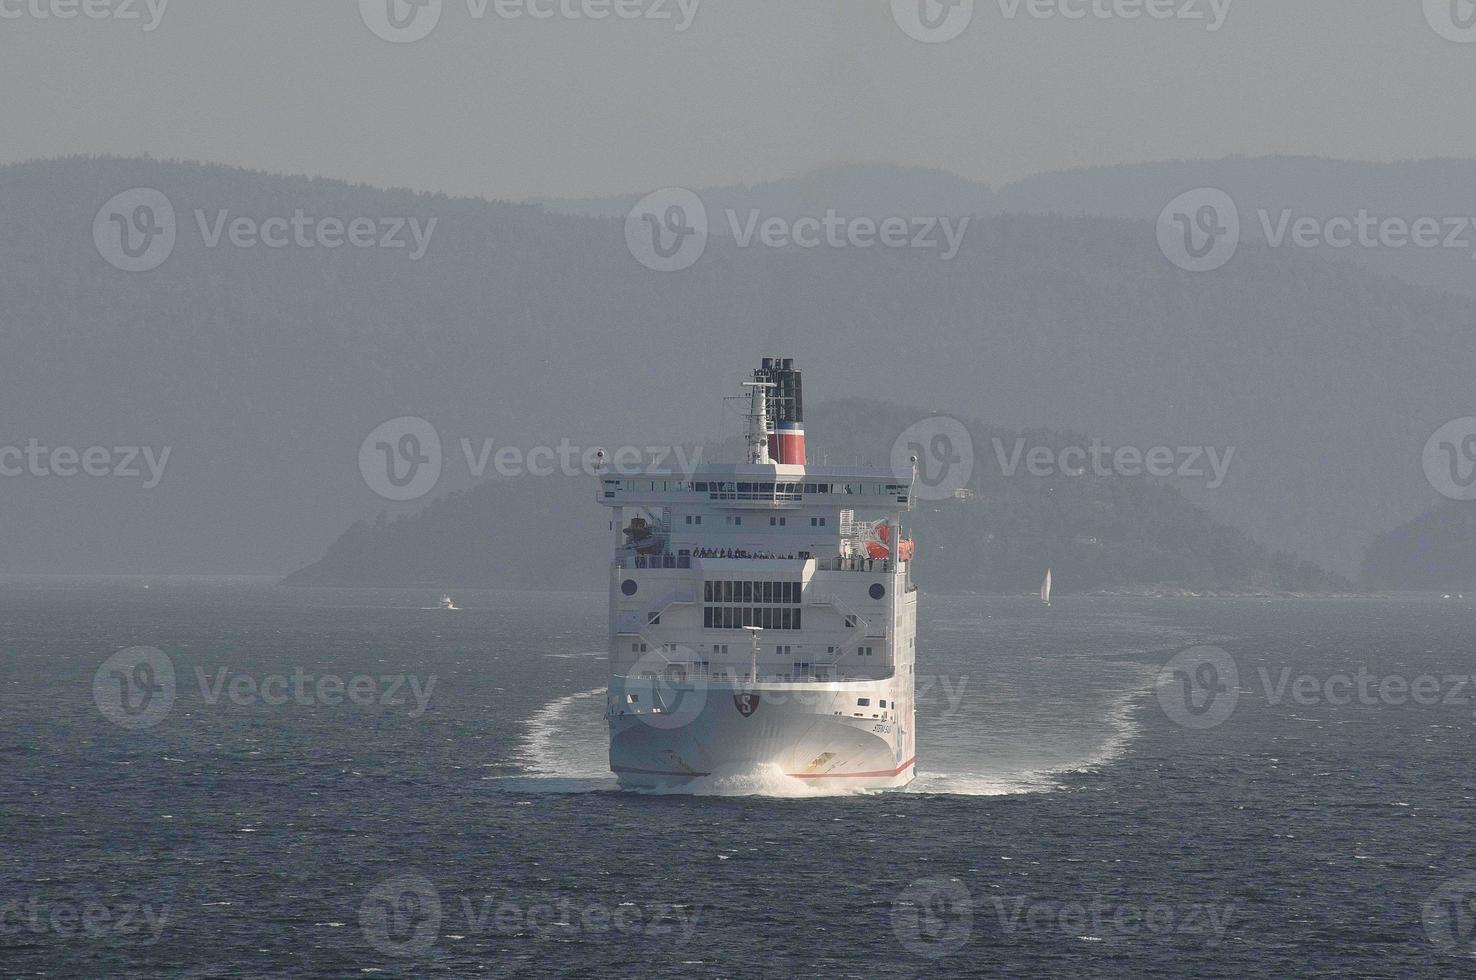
xmin=1040 ymin=569 xmax=1052 ymax=606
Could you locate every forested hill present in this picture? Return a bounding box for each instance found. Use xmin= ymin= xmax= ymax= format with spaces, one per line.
xmin=285 ymin=401 xmax=1349 ymax=595
xmin=1362 ymin=501 xmax=1476 ymax=590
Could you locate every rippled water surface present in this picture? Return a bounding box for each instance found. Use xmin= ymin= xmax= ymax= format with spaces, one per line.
xmin=2 ymin=579 xmax=1473 ymax=977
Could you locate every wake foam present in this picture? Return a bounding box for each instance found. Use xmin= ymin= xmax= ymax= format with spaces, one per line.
xmin=503 ymin=669 xmax=1153 ymax=798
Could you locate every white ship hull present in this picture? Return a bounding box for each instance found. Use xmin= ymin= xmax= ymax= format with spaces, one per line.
xmin=598 ymin=358 xmax=921 ymax=795
xmin=608 ymin=679 xmax=915 ymax=791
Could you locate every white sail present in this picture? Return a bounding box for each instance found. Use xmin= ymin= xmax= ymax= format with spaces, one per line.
xmin=1041 ymin=569 xmax=1052 ymax=605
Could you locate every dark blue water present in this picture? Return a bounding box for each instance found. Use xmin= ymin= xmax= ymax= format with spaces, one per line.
xmin=2 ymin=579 xmax=1473 ymax=977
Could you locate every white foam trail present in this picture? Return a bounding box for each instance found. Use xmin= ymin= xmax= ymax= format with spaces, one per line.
xmin=639 ymin=764 xmax=872 ymax=798
xmin=506 ymin=668 xmax=1154 ymax=798
xmin=499 ymin=686 xmax=618 ymax=793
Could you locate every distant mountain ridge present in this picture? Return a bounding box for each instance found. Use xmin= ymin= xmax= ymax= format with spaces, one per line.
xmin=540 ymin=156 xmax=1476 ymax=298
xmin=1362 ymin=501 xmax=1476 ymax=590
xmin=2 ymin=155 xmax=1471 ymax=576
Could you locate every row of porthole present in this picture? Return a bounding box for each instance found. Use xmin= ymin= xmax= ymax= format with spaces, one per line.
xmin=623 ymin=579 xmax=887 ymax=601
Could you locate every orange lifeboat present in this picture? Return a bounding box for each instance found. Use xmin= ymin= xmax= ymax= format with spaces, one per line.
xmin=865 ymin=523 xmax=915 ymax=561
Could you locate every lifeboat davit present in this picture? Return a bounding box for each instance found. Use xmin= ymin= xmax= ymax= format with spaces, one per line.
xmin=865 ymin=523 xmax=915 ymax=561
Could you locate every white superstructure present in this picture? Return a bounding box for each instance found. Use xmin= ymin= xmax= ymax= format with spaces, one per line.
xmin=599 ymin=358 xmax=919 ymax=791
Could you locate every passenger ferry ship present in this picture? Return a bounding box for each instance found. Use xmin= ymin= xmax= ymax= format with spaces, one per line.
xmin=599 ymin=358 xmax=918 ymax=790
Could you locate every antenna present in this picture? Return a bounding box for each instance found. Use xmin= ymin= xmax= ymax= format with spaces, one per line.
xmin=743 ymin=625 xmax=763 ymax=682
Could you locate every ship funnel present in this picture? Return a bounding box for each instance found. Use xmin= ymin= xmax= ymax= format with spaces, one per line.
xmin=755 ymin=356 xmax=805 ymax=465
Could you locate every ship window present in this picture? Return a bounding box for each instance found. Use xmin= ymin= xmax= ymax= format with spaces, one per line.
xmin=880 ymin=700 xmax=888 ymax=708
xmin=694 ymin=516 xmax=702 ymax=525
xmin=627 ymin=694 xmax=639 ymax=703
xmin=704 ymin=607 xmax=713 ymax=628
xmin=769 ymin=517 xmax=777 ymax=526
xmin=779 ymin=518 xmax=787 ymax=526
xmin=621 ymin=579 xmax=638 ymax=596
xmin=857 ymin=698 xmax=870 ymax=707
xmin=819 ymin=518 xmax=826 ymax=526
xmin=870 ymin=584 xmax=886 ymax=600
xmin=685 ymin=515 xmax=692 ymax=524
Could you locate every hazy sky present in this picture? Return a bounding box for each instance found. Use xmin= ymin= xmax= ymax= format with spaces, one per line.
xmin=2 ymin=0 xmax=1473 ymax=200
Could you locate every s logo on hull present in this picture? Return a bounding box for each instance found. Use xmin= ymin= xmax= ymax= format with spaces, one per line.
xmin=733 ymin=693 xmax=761 ymax=718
